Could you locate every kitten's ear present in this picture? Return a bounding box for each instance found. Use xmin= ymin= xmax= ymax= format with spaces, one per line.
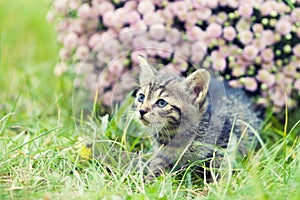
xmin=138 ymin=55 xmax=157 ymax=85
xmin=184 ymin=69 xmax=210 ymax=103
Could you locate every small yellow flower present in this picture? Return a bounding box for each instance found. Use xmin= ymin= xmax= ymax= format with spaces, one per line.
xmin=75 ymin=136 xmax=93 ymax=159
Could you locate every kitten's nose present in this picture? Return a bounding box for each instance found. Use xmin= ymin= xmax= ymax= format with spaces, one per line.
xmin=139 ymin=109 xmax=147 ymax=117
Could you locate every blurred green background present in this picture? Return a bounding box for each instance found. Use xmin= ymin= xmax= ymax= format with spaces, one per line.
xmin=0 ymin=0 xmax=74 ymax=127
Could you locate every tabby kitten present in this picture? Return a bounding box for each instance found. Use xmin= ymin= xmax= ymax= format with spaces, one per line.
xmin=134 ymin=56 xmax=261 ymax=178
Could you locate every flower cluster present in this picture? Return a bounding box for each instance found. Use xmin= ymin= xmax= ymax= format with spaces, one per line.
xmin=48 ymin=0 xmax=300 ymax=112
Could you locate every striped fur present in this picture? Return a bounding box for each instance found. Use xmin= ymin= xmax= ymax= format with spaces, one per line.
xmin=135 ymin=56 xmax=262 ymax=179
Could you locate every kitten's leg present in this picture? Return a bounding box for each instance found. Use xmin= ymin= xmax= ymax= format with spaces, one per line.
xmin=146 ymin=135 xmax=195 ymax=180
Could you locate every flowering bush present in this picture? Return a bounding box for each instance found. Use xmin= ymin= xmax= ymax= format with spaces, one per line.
xmin=48 ymin=0 xmax=300 ymax=112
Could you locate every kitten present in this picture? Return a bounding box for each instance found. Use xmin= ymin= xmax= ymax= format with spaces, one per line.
xmin=134 ymin=56 xmax=262 ymax=179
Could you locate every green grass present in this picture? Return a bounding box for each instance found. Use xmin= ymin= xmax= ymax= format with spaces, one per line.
xmin=0 ymin=0 xmax=300 ymax=199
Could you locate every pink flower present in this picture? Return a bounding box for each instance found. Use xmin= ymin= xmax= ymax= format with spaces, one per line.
xmin=96 ymin=51 xmax=109 ymax=65
xmin=206 ymin=0 xmax=218 ymax=8
xmin=256 ymin=69 xmax=276 ymax=87
xmin=59 ymin=48 xmax=71 ymax=61
xmin=78 ymin=4 xmax=92 ymax=19
xmin=276 ymin=74 xmax=294 ymax=89
xmin=216 ymin=12 xmax=228 ymax=24
xmin=243 ymin=77 xmax=258 ymax=92
xmin=283 ymin=64 xmax=297 ymax=77
xmin=160 ymin=5 xmax=174 ymax=22
xmin=238 ymin=4 xmax=253 ymax=18
xmin=210 ymin=50 xmax=221 ymax=60
xmin=236 ymin=18 xmax=251 ymax=32
xmin=69 ymin=0 xmax=80 ymax=10
xmin=165 ymin=28 xmax=181 ymax=45
xmin=145 ymin=40 xmax=159 ymax=56
xmin=276 ymin=18 xmax=292 ymax=35
xmin=252 ymin=23 xmax=264 ymax=33
xmin=88 ymin=33 xmax=103 ymax=49
xmin=196 ymin=8 xmax=212 ymax=20
xmin=119 ymin=27 xmax=135 ymax=44
xmin=212 ymin=57 xmax=227 ymax=71
xmin=132 ymin=35 xmax=148 ymax=49
xmin=219 ymin=45 xmax=232 ymax=57
xmin=56 ymin=20 xmax=68 ymax=33
xmin=260 ymin=1 xmax=274 ymax=16
xmin=261 ymin=48 xmax=274 ymax=62
xmin=69 ymin=19 xmax=84 ymax=34
xmin=78 ymin=35 xmax=89 ymax=46
xmin=185 ymin=11 xmax=198 ymax=26
xmin=97 ymin=1 xmax=115 ymax=15
xmin=206 ymin=23 xmax=222 ymax=38
xmin=231 ymin=66 xmax=246 ymax=77
xmin=223 ymin=26 xmax=236 ymax=41
xmin=172 ymin=1 xmax=188 ymax=19
xmin=291 ymin=8 xmax=300 ymax=23
xmin=102 ymin=90 xmax=112 ymax=106
xmin=242 ymin=45 xmax=259 ymax=61
xmin=130 ymin=20 xmax=147 ymax=34
xmin=149 ymin=24 xmax=166 ymax=41
xmin=294 ymin=78 xmax=300 ymax=91
xmin=103 ymin=39 xmax=120 ymax=56
xmin=191 ymin=41 xmax=208 ymax=55
xmin=227 ymin=0 xmax=238 ymax=8
xmin=160 ymin=64 xmax=181 ymax=75
xmin=293 ymin=44 xmax=300 ymax=58
xmin=120 ymin=71 xmax=137 ymax=90
xmin=238 ymin=30 xmax=253 ymax=45
xmin=126 ymin=11 xmax=141 ymax=25
xmin=262 ymin=62 xmax=274 ymax=70
xmin=102 ymin=11 xmax=116 ymax=27
xmin=191 ymin=41 xmax=207 ymax=63
xmin=63 ymin=32 xmax=78 ymax=49
xmin=186 ymin=26 xmax=205 ymax=41
xmin=138 ymin=1 xmax=155 ymax=14
xmin=108 ymin=60 xmax=124 ymax=76
xmin=157 ymin=42 xmax=173 ymax=59
xmin=252 ymin=39 xmax=266 ymax=50
xmin=274 ymin=2 xmax=290 ymax=14
xmin=270 ymin=89 xmax=286 ymax=107
xmin=174 ymin=42 xmax=191 ymax=58
xmin=103 ymin=11 xmax=122 ymax=29
xmin=85 ymin=18 xmax=98 ymax=31
xmin=74 ymin=45 xmax=90 ymax=60
xmin=112 ymin=84 xmax=127 ymax=102
xmin=115 ymin=8 xmax=129 ymax=25
xmin=97 ymin=71 xmax=115 ymax=88
xmin=143 ymin=12 xmax=164 ymax=26
xmin=192 ymin=0 xmax=206 ymax=9
xmin=53 ymin=0 xmax=68 ymax=14
xmin=124 ymin=1 xmax=137 ymax=11
xmin=260 ymin=30 xmax=275 ymax=45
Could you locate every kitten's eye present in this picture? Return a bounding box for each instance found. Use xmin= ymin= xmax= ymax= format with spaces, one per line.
xmin=156 ymin=99 xmax=168 ymax=108
xmin=137 ymin=94 xmax=145 ymax=103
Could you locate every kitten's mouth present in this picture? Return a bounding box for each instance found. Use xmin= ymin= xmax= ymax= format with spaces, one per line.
xmin=140 ymin=118 xmax=150 ymax=125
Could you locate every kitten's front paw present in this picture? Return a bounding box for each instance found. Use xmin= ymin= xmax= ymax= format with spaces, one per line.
xmin=145 ymin=159 xmax=166 ymax=181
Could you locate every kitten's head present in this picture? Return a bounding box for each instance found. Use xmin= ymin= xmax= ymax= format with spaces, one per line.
xmin=134 ymin=56 xmax=210 ymax=131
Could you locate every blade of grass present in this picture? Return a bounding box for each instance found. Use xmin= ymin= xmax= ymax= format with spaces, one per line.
xmin=283 ymin=94 xmax=288 ymax=183
xmin=8 ymin=127 xmax=60 ymax=153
